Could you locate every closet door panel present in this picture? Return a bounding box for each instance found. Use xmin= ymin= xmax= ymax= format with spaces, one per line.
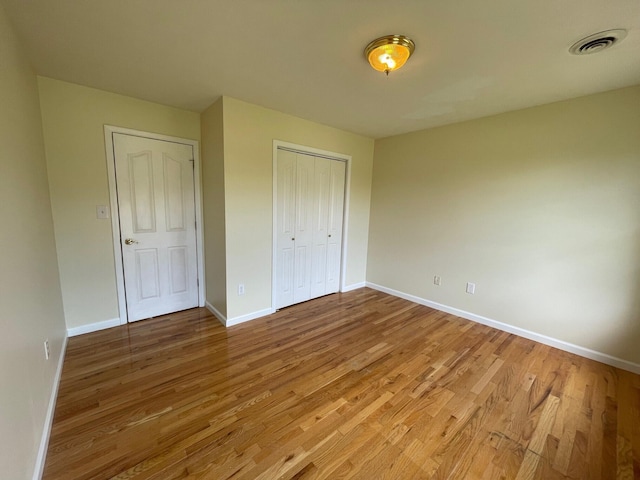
xmin=292 ymin=153 xmax=314 ymax=304
xmin=326 ymin=160 xmax=346 ymax=293
xmin=275 ymin=150 xmax=297 ymax=308
xmin=310 ymin=158 xmax=331 ymax=298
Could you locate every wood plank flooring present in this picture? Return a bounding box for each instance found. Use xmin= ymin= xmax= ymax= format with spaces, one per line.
xmin=43 ymin=288 xmax=640 ymax=479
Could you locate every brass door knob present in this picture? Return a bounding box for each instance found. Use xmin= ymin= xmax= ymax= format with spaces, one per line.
xmin=124 ymin=238 xmax=138 ymax=245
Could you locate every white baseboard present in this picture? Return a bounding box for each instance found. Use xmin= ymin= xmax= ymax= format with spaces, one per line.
xmin=365 ymin=282 xmax=640 ymax=375
xmin=205 ymin=301 xmax=226 ymax=326
xmin=226 ymin=308 xmax=275 ymax=327
xmin=33 ymin=334 xmax=68 ymax=480
xmin=341 ymin=282 xmax=366 ymax=293
xmin=205 ymin=302 xmax=274 ymax=327
xmin=67 ymin=317 xmax=120 ymax=337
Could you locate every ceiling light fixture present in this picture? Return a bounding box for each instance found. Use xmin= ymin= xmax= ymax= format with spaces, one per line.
xmin=365 ymin=34 xmax=415 ymax=76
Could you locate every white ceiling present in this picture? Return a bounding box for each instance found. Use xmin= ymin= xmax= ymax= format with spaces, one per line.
xmin=2 ymin=0 xmax=639 ymax=138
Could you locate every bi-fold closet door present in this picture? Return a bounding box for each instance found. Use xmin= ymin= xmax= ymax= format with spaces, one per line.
xmin=276 ymin=149 xmax=346 ymax=309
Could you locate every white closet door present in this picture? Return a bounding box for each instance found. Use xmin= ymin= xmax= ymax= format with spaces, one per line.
xmin=275 ymin=148 xmax=346 ymax=310
xmin=293 ymin=153 xmax=315 ymax=304
xmin=310 ymin=157 xmax=331 ymax=298
xmin=326 ymin=160 xmax=346 ymax=294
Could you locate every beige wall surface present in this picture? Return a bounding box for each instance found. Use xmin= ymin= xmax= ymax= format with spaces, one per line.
xmin=0 ymin=7 xmax=67 ymax=479
xmin=368 ymin=85 xmax=640 ymax=364
xmin=38 ymin=77 xmax=201 ymax=329
xmin=222 ymin=97 xmax=374 ymax=319
xmin=201 ymin=98 xmax=227 ymax=317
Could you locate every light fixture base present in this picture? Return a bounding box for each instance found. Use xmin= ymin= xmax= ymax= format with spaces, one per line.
xmin=365 ymin=34 xmax=415 ymax=75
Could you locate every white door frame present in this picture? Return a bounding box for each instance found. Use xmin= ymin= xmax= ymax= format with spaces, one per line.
xmin=272 ymin=140 xmax=352 ymax=311
xmin=105 ymin=125 xmax=205 ymax=324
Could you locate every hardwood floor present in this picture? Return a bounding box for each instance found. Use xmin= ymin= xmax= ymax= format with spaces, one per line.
xmin=43 ymin=288 xmax=640 ymax=479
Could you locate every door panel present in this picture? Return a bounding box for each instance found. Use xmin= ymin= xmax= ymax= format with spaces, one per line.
xmin=275 ymin=150 xmax=297 ymax=308
xmin=169 ymin=246 xmax=188 ymax=294
xmin=136 ymin=249 xmax=160 ymax=300
xmin=326 ymin=160 xmax=346 ymax=293
xmin=163 ymin=155 xmax=186 ymax=231
xmin=292 ymin=154 xmax=314 ymax=304
xmin=129 ymin=151 xmax=156 ymax=233
xmin=326 ymin=243 xmax=340 ymax=288
xmin=295 ymin=245 xmax=308 ymax=289
xmin=310 ymin=158 xmax=331 ymax=298
xmin=114 ymin=133 xmax=198 ymax=321
xmin=279 ymin=247 xmax=294 ymax=304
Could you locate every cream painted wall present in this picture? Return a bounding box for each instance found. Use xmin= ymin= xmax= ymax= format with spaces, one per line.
xmin=0 ymin=6 xmax=66 ymax=479
xmin=222 ymin=97 xmax=374 ymax=320
xmin=38 ymin=77 xmax=201 ymax=329
xmin=201 ymin=98 xmax=227 ymax=317
xmin=368 ymin=85 xmax=640 ymax=364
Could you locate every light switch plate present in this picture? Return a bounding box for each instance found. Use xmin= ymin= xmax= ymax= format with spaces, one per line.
xmin=96 ymin=205 xmax=110 ymax=219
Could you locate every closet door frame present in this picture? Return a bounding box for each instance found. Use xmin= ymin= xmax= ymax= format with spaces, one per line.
xmin=272 ymin=140 xmax=351 ymax=311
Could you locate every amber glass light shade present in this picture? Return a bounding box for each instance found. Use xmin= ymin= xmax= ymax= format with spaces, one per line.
xmin=365 ymin=35 xmax=415 ymax=75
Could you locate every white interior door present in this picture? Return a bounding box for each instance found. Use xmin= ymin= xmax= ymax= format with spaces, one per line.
xmin=275 ymin=148 xmax=346 ymax=310
xmin=114 ymin=133 xmax=199 ymax=322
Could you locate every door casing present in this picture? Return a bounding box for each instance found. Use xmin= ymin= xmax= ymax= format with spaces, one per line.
xmin=105 ymin=125 xmax=205 ymax=324
xmin=272 ymin=140 xmax=352 ymax=311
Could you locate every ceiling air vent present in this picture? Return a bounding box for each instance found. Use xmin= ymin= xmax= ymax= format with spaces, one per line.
xmin=569 ymin=29 xmax=627 ymax=55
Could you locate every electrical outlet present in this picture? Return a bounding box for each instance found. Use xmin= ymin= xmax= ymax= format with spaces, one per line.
xmin=44 ymin=339 xmax=50 ymax=360
xmin=434 ymin=275 xmax=441 ymax=286
xmin=238 ymin=284 xmax=245 ymax=295
xmin=466 ymin=282 xmax=476 ymax=295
